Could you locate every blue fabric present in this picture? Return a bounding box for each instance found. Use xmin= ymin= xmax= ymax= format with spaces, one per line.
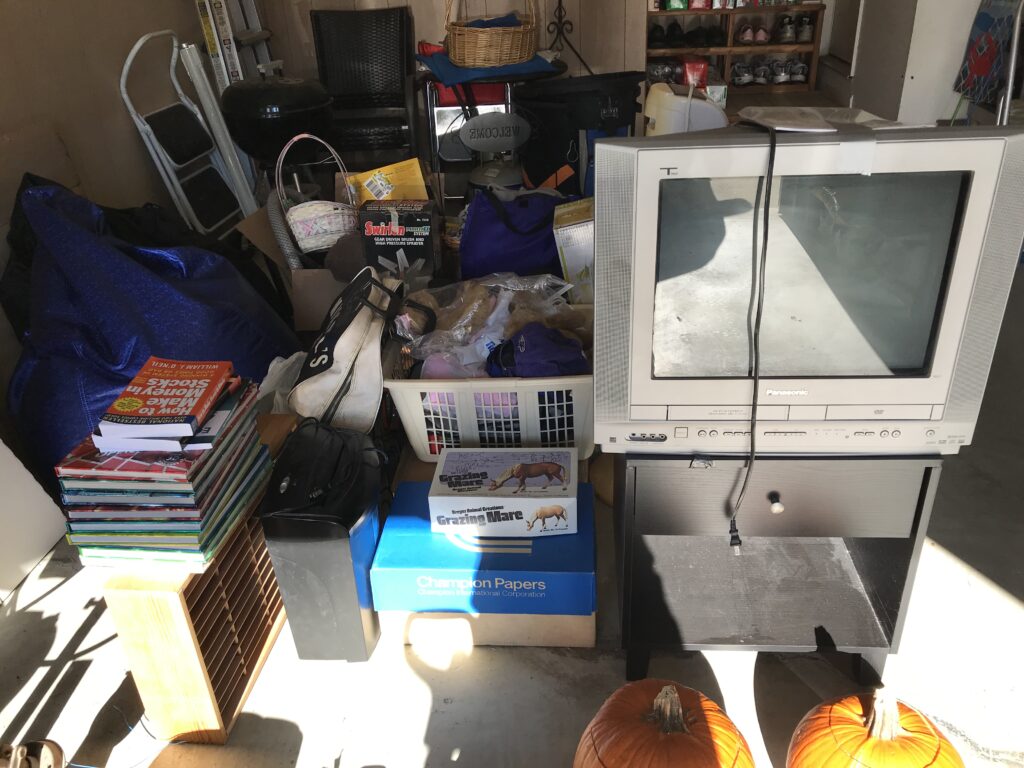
xmin=486 ymin=322 xmax=591 ymax=378
xmin=8 ymin=185 xmax=299 ymax=472
xmin=465 ymin=12 xmax=519 ymax=28
xmin=460 ymin=189 xmax=565 ymax=279
xmin=416 ymin=52 xmax=557 ymax=87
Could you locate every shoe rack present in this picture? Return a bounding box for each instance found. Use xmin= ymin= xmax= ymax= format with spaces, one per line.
xmin=647 ymin=2 xmax=826 ymax=94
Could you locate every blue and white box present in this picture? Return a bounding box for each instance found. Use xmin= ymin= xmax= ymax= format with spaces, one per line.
xmin=371 ymin=482 xmax=595 ymax=617
xmin=428 ymin=448 xmax=578 ymax=537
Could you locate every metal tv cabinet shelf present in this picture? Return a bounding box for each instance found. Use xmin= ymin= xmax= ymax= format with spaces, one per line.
xmin=615 ymin=454 xmax=941 ymax=680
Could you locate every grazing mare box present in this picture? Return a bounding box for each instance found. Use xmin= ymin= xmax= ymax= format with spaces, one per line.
xmin=427 ymin=448 xmax=578 ymax=537
xmin=371 ymin=482 xmax=595 ymax=616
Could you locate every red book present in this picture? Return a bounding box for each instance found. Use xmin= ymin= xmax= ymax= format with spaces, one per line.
xmin=57 ymin=384 xmax=257 ymax=483
xmin=98 ymin=358 xmax=233 ymax=438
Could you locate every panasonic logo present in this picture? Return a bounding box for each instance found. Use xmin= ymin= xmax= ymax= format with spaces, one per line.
xmin=766 ymin=388 xmax=809 ymax=396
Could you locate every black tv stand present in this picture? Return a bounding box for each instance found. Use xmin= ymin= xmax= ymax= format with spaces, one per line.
xmin=615 ymin=454 xmax=941 ymax=680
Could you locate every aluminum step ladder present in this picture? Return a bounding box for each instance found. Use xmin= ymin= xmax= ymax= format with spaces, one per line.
xmin=195 ymin=0 xmax=272 ymax=93
xmin=120 ymin=30 xmax=256 ymax=235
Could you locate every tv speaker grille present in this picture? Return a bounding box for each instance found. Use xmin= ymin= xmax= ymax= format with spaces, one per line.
xmin=595 ymin=146 xmax=637 ymax=424
xmin=946 ymin=136 xmax=1024 ymax=423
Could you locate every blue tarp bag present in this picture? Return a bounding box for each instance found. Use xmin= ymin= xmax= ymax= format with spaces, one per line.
xmin=459 ymin=187 xmax=566 ymax=279
xmin=8 ymin=185 xmax=300 ymax=472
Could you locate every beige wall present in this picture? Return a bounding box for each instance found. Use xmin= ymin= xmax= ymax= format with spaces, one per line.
xmin=0 ymin=0 xmax=204 ymax=210
xmin=260 ymin=0 xmax=647 ymax=82
xmin=543 ymin=0 xmax=646 ymax=75
xmin=0 ymin=1 xmax=206 ymax=456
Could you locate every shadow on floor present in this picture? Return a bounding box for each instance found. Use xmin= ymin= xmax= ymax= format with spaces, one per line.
xmin=69 ymin=674 xmax=143 ymax=768
xmin=0 ymin=590 xmax=114 ymax=747
xmin=400 ymin=612 xmax=725 ymax=767
xmin=928 ymin=269 xmax=1024 ymax=601
xmin=149 ymin=714 xmax=303 ymax=768
xmin=753 ymin=652 xmax=872 ymax=767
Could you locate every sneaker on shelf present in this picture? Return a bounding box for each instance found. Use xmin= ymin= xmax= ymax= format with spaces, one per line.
xmin=771 ymin=58 xmax=791 ymax=84
xmin=648 ymin=22 xmax=667 ymax=48
xmin=752 ymin=57 xmax=771 ymax=85
xmin=788 ymin=57 xmax=809 ymax=82
xmin=776 ymin=14 xmax=796 ymax=43
xmin=731 ymin=61 xmax=754 ymax=86
xmin=754 ymin=25 xmax=771 ymax=44
xmin=706 ymin=25 xmax=727 ymax=47
xmin=666 ymin=20 xmax=685 ymax=48
xmin=797 ymin=14 xmax=814 ymax=43
xmin=736 ymin=23 xmax=755 ymax=45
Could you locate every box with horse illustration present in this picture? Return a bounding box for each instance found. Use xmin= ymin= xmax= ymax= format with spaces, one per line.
xmin=427 ymin=448 xmax=578 ymax=537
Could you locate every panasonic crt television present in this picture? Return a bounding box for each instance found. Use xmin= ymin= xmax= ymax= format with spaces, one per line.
xmin=593 ymin=126 xmax=1024 ymax=455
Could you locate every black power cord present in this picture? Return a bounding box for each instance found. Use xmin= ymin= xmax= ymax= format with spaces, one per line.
xmin=731 ymin=126 xmax=778 ymax=549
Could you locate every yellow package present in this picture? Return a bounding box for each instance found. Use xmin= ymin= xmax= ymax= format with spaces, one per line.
xmin=338 ymin=158 xmax=429 ymax=205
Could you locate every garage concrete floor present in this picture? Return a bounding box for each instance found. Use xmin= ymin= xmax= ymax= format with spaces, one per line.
xmin=2 ymin=272 xmax=1023 ymax=768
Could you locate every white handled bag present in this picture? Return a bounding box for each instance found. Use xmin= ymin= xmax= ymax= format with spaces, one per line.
xmin=287 ymin=267 xmax=440 ymax=433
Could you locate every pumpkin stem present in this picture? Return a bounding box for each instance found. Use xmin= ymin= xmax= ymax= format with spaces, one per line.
xmin=650 ymin=685 xmax=689 ymax=734
xmin=867 ymin=687 xmax=905 ymax=741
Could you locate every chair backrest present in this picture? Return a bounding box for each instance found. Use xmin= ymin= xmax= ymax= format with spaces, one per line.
xmin=311 ymin=8 xmax=411 ymax=109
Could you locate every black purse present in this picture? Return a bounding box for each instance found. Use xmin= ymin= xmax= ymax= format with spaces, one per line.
xmin=258 ymin=418 xmax=383 ymax=530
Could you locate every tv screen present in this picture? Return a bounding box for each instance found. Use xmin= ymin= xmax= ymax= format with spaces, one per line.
xmin=653 ymin=171 xmax=971 ymax=379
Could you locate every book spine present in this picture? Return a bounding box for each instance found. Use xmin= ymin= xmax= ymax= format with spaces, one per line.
xmin=196 ymin=0 xmax=231 ymax=92
xmin=208 ymin=0 xmax=245 ymax=86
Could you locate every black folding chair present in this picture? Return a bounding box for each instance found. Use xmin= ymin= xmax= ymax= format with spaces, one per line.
xmin=311 ymin=7 xmax=419 ymax=169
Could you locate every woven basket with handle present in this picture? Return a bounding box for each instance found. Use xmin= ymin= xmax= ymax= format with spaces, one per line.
xmin=445 ymin=0 xmax=537 ymax=68
xmin=275 ymin=133 xmax=358 ymax=255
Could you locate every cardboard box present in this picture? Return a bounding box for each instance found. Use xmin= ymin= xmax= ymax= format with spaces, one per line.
xmin=378 ymin=610 xmax=595 ymax=648
xmin=370 ymin=482 xmax=595 ymax=616
xmin=428 ymin=448 xmax=578 ymax=537
xmin=553 ymin=199 xmax=595 ymax=304
xmin=359 ymin=199 xmax=439 ymax=275
xmin=341 ymin=158 xmax=430 ymax=205
xmin=235 ymin=207 xmax=346 ymax=332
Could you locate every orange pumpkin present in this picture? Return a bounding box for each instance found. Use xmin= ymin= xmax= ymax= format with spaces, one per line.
xmin=573 ymin=679 xmax=756 ymax=768
xmin=787 ymin=688 xmax=965 ymax=767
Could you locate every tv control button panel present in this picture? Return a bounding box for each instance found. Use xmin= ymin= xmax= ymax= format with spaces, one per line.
xmin=627 ymin=432 xmax=668 ymax=442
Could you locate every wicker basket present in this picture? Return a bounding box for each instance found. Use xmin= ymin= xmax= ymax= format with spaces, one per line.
xmin=275 ymin=133 xmax=358 ymax=255
xmin=445 ymin=0 xmax=537 ymax=68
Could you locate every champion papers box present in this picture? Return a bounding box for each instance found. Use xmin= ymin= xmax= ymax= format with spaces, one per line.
xmin=359 ymin=199 xmax=439 ymax=275
xmin=370 ymin=482 xmax=595 ymax=616
xmin=429 ymin=448 xmax=578 ymax=537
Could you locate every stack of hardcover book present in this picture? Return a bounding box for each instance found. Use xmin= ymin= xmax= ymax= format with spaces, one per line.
xmin=55 ymin=357 xmax=271 ymax=570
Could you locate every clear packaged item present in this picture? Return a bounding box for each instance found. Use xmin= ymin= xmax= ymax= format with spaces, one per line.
xmin=391 ymin=273 xmax=588 ymax=379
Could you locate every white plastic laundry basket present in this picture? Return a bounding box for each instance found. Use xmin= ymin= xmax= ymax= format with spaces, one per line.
xmin=385 ymin=375 xmax=594 ymax=462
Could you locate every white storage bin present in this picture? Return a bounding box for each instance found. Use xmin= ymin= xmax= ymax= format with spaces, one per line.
xmin=385 ymin=375 xmax=594 ymax=463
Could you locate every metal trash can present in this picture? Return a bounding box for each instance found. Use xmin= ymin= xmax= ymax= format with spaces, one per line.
xmin=259 ymin=421 xmax=384 ymax=661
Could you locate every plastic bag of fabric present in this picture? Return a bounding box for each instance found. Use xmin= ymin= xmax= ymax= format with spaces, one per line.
xmin=395 ymin=272 xmax=571 ymax=342
xmin=8 ymin=184 xmax=300 ymax=473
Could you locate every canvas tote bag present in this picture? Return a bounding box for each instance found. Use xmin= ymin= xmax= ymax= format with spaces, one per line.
xmin=288 ymin=267 xmax=404 ymax=432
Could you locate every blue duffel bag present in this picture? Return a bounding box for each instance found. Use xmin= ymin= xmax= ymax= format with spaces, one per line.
xmin=458 ymin=187 xmax=568 ymax=279
xmin=8 ymin=184 xmax=299 ymax=472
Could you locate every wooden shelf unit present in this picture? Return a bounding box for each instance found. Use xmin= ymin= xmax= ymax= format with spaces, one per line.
xmin=649 ymin=42 xmax=814 ymax=56
xmin=103 ymin=516 xmax=284 ymax=744
xmin=646 ymin=2 xmax=826 ymax=94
